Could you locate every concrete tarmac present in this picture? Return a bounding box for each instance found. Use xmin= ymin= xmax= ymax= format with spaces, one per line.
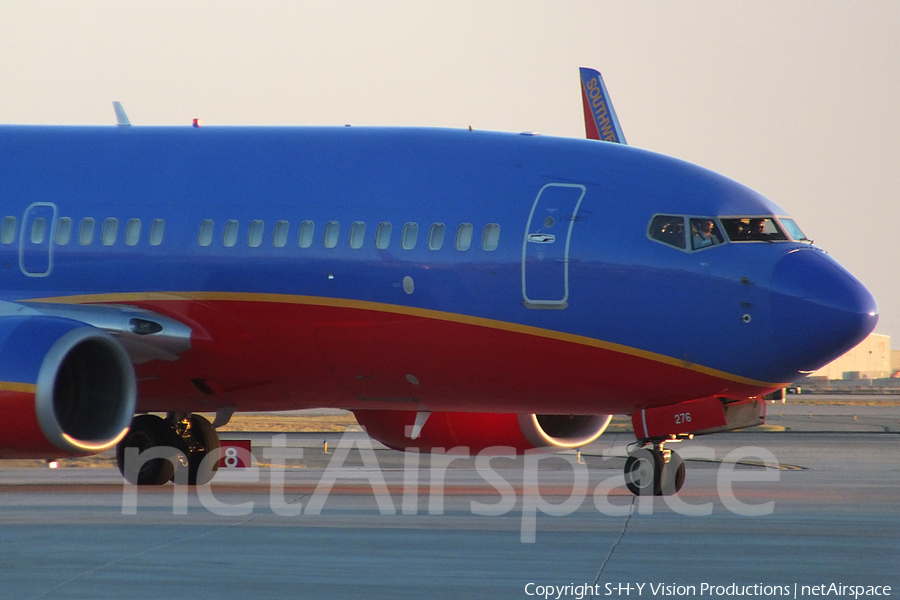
xmin=0 ymin=417 xmax=898 ymax=599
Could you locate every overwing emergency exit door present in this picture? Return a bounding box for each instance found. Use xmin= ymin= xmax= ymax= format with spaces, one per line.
xmin=19 ymin=202 xmax=57 ymax=277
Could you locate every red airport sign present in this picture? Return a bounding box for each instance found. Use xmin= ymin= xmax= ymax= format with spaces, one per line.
xmin=219 ymin=440 xmax=252 ymax=469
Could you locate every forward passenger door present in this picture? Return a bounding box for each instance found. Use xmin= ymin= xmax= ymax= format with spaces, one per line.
xmin=521 ymin=184 xmax=585 ymax=309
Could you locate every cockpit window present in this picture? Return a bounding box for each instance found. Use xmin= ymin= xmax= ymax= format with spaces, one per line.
xmin=690 ymin=218 xmax=724 ymax=250
xmin=779 ymin=218 xmax=809 ymax=242
xmin=648 ymin=215 xmax=686 ymax=249
xmin=720 ymin=217 xmax=788 ymax=242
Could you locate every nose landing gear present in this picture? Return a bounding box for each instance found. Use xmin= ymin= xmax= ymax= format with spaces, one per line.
xmin=623 ymin=437 xmax=687 ymax=496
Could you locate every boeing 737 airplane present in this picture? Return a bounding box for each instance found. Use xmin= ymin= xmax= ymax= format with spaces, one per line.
xmin=0 ymin=69 xmax=877 ymax=495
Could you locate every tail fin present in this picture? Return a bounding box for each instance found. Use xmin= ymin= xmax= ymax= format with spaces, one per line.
xmin=579 ymin=68 xmax=626 ymax=144
xmin=112 ymin=101 xmax=131 ymax=126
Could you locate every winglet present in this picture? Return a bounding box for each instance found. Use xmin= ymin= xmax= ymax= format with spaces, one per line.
xmin=112 ymin=101 xmax=131 ymax=126
xmin=578 ymin=68 xmax=625 ymax=144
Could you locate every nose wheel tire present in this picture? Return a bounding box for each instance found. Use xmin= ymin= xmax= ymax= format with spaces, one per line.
xmin=624 ymin=448 xmax=663 ymax=495
xmin=624 ymin=447 xmax=685 ymax=496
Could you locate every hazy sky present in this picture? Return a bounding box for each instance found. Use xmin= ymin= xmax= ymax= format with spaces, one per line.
xmin=2 ymin=1 xmax=898 ymax=339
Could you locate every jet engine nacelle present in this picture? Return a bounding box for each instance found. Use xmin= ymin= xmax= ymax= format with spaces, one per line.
xmin=353 ymin=410 xmax=612 ymax=454
xmin=0 ymin=316 xmax=136 ymax=458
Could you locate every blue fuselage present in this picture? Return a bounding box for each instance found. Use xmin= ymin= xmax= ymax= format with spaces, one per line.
xmin=0 ymin=126 xmax=877 ymax=415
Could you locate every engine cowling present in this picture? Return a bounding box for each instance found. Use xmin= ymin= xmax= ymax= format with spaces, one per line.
xmin=0 ymin=316 xmax=136 ymax=458
xmin=353 ymin=410 xmax=612 ymax=454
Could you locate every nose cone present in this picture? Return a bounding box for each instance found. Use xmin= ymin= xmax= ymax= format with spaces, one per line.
xmin=771 ymin=248 xmax=878 ymax=375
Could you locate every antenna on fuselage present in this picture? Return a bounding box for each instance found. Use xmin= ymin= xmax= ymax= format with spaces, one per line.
xmin=112 ymin=101 xmax=131 ymax=126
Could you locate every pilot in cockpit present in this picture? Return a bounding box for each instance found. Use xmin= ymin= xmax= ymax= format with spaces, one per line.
xmin=691 ymin=219 xmax=720 ymax=249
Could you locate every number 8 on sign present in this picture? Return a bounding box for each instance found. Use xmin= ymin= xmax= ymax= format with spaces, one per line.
xmin=224 ymin=446 xmax=239 ymax=468
xmin=218 ymin=440 xmax=252 ymax=469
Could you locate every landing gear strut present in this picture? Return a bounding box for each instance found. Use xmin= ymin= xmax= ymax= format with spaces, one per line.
xmin=116 ymin=413 xmax=220 ymax=485
xmin=623 ymin=437 xmax=686 ymax=496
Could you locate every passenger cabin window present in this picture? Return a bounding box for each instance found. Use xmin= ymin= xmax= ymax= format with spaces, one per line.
xmin=349 ymin=221 xmax=366 ymax=249
xmin=779 ymin=218 xmax=809 ymax=242
xmin=125 ymin=219 xmax=141 ymax=246
xmin=375 ymin=222 xmax=391 ymax=249
xmin=298 ymin=221 xmax=314 ymax=248
xmin=455 ymin=223 xmax=473 ymax=250
xmin=428 ymin=223 xmax=445 ymax=250
xmin=273 ymin=220 xmax=289 ymax=247
xmin=690 ymin=218 xmax=724 ymax=250
xmin=223 ymin=220 xmax=239 ymax=247
xmin=31 ymin=218 xmax=47 ymax=244
xmin=149 ymin=219 xmax=165 ymax=246
xmin=721 ymin=217 xmax=788 ymax=242
xmin=323 ymin=221 xmax=339 ymax=248
xmin=248 ymin=220 xmax=264 ymax=247
xmin=0 ymin=217 xmax=15 ymax=244
xmin=482 ymin=223 xmax=500 ymax=251
xmin=79 ymin=218 xmax=95 ymax=245
xmin=401 ymin=222 xmax=418 ymax=250
xmin=648 ymin=215 xmax=686 ymax=249
xmin=198 ymin=220 xmax=214 ymax=246
xmin=55 ymin=218 xmax=72 ymax=245
xmin=101 ymin=218 xmax=118 ymax=246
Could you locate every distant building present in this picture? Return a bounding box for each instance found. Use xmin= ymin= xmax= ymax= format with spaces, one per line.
xmin=811 ymin=333 xmax=891 ymax=380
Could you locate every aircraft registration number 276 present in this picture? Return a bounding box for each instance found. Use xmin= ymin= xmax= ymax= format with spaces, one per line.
xmin=674 ymin=413 xmax=692 ymax=425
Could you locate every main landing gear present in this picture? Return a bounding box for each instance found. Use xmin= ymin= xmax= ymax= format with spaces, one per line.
xmin=623 ymin=437 xmax=687 ymax=496
xmin=116 ymin=413 xmax=221 ymax=486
